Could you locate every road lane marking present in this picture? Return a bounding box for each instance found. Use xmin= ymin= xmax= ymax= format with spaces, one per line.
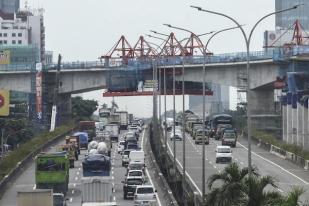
xmin=237 ymin=142 xmax=309 ymax=185
xmin=278 ymin=188 xmax=284 ymax=193
xmin=32 ymin=184 xmax=36 ymax=190
xmin=69 ymin=198 xmax=73 ymax=202
xmin=167 ymin=140 xmax=202 ymax=196
xmin=75 ymin=177 xmax=78 ymax=181
xmin=72 ymin=190 xmax=75 ymax=194
xmin=73 ymin=183 xmax=76 ymax=187
xmin=76 ymin=171 xmax=80 ymax=175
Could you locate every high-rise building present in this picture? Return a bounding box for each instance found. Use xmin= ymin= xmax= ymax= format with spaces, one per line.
xmin=0 ymin=0 xmax=19 ymax=14
xmin=275 ymin=0 xmax=309 ymax=30
xmin=189 ymin=83 xmax=230 ymax=116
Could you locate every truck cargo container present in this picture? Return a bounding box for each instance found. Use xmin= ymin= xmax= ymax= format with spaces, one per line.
xmin=17 ymin=189 xmax=53 ymax=206
xmin=73 ymin=132 xmax=89 ymax=149
xmin=82 ymin=154 xmax=111 ymax=177
xmin=35 ymin=152 xmax=69 ymax=194
xmin=79 ymin=121 xmax=96 ymax=141
xmin=108 ymin=114 xmax=120 ymax=125
xmin=81 ymin=177 xmax=114 ymax=203
xmin=105 ymin=124 xmax=119 ymax=142
xmin=115 ymin=111 xmax=128 ymax=130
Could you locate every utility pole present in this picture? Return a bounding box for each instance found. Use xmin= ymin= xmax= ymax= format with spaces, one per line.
xmin=50 ymin=54 xmax=61 ymax=132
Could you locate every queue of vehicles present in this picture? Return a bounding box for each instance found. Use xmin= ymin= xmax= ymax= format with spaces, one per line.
xmin=116 ymin=119 xmax=158 ymax=205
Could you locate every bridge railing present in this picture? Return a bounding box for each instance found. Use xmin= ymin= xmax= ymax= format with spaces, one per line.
xmin=0 ymin=64 xmax=35 ymax=72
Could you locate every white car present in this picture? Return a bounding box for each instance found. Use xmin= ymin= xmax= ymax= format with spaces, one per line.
xmin=170 ymin=132 xmax=183 ymax=141
xmin=134 ymin=185 xmax=157 ymax=205
xmin=127 ymin=169 xmax=145 ymax=181
xmin=215 ymin=145 xmax=232 ymax=163
xmin=117 ymin=141 xmax=125 ymax=154
xmin=122 ymin=150 xmax=131 ymax=166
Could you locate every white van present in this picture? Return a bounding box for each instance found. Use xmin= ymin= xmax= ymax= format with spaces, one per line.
xmin=129 ymin=151 xmax=145 ymax=165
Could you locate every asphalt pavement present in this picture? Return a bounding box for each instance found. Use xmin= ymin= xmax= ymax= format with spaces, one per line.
xmin=166 ymin=131 xmax=309 ymax=203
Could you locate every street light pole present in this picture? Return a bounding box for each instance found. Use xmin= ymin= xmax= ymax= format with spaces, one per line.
xmin=191 ymin=4 xmax=301 ymax=175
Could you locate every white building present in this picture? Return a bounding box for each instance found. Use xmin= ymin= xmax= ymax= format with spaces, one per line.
xmin=0 ymin=9 xmax=45 ymax=62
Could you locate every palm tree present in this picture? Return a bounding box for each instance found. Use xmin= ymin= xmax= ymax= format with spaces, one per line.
xmin=206 ymin=162 xmax=258 ymax=206
xmin=242 ymin=175 xmax=283 ymax=206
xmin=282 ymin=187 xmax=305 ymax=206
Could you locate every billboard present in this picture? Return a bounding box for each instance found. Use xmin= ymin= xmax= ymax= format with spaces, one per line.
xmin=36 ymin=63 xmax=42 ymax=120
xmin=0 ymin=90 xmax=10 ymax=116
xmin=0 ymin=50 xmax=10 ymax=65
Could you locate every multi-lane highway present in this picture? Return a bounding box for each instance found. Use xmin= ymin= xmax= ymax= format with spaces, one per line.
xmin=166 ymin=130 xmax=309 ymax=200
xmin=0 ymin=128 xmax=169 ymax=206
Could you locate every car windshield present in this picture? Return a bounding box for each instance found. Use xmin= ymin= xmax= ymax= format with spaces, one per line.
xmin=119 ymin=141 xmax=125 ymax=146
xmin=129 ymin=164 xmax=143 ymax=170
xmin=127 ymin=144 xmax=138 ymax=149
xmin=127 ymin=179 xmax=143 ymax=185
xmin=218 ymin=148 xmax=231 ymax=153
xmin=123 ymin=151 xmax=130 ymax=156
xmin=129 ymin=171 xmax=142 ymax=176
xmin=224 ymin=133 xmax=236 ymax=139
xmin=137 ymin=187 xmax=154 ymax=194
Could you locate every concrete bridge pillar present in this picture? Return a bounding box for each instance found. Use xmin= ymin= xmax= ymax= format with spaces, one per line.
xmin=304 ymin=101 xmax=309 ymax=150
xmin=249 ymin=89 xmax=281 ymax=136
xmin=297 ymin=103 xmax=303 ymax=147
xmin=282 ymin=105 xmax=287 ymax=142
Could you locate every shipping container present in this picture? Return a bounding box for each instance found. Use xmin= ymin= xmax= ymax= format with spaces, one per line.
xmin=17 ymin=189 xmax=53 ymax=206
xmin=81 ymin=177 xmax=113 ymax=203
xmin=115 ymin=111 xmax=128 ymax=130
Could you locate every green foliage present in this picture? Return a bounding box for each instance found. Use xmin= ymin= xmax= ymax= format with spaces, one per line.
xmin=0 ymin=118 xmax=33 ymax=149
xmin=72 ymin=96 xmax=98 ymax=121
xmin=0 ymin=123 xmax=73 ymax=181
xmin=253 ymin=130 xmax=309 ymax=160
xmin=205 ymin=163 xmax=306 ymax=206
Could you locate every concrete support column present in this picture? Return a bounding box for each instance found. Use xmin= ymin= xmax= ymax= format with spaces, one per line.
xmin=287 ymin=104 xmax=292 ymax=144
xmin=292 ymin=106 xmax=297 ymax=145
xmin=297 ymin=103 xmax=303 ymax=147
xmin=304 ymin=101 xmax=309 ymax=150
xmin=249 ymin=89 xmax=275 ymax=115
xmin=57 ymin=93 xmax=72 ymax=125
xmin=282 ymin=105 xmax=287 ymax=142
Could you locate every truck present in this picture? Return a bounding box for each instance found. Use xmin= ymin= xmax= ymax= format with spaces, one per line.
xmin=108 ymin=113 xmax=120 ymax=125
xmin=17 ymin=189 xmax=53 ymax=206
xmin=93 ymin=131 xmax=112 ymax=157
xmin=105 ymin=124 xmax=119 ymax=142
xmin=72 ymin=132 xmax=89 ymax=149
xmin=57 ymin=144 xmax=78 ymax=168
xmin=81 ymin=176 xmax=116 ymax=206
xmin=82 ymin=154 xmax=111 ymax=176
xmin=79 ymin=121 xmax=96 ymax=142
xmin=128 ymin=113 xmax=133 ymax=124
xmin=35 ymin=152 xmax=69 ymax=194
xmin=115 ymin=111 xmax=128 ymax=130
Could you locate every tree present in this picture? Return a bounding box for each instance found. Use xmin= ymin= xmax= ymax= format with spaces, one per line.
xmin=101 ymin=103 xmax=108 ymax=109
xmin=281 ymin=187 xmax=305 ymax=206
xmin=71 ymin=96 xmax=98 ymax=121
xmin=206 ymin=162 xmax=258 ymax=206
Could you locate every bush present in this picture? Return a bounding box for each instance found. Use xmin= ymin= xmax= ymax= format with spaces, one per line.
xmin=253 ymin=130 xmax=309 ymax=160
xmin=0 ymin=123 xmax=73 ymax=181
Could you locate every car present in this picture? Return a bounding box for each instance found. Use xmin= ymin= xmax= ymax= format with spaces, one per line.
xmin=53 ymin=193 xmax=67 ymax=206
xmin=122 ymin=176 xmax=144 ymax=199
xmin=126 ymin=169 xmax=145 ymax=181
xmin=127 ymin=142 xmax=139 ymax=150
xmin=122 ymin=150 xmax=131 ymax=166
xmin=221 ymin=129 xmax=237 ymax=147
xmin=134 ymin=185 xmax=157 ymax=205
xmin=170 ymin=132 xmax=183 ymax=141
xmin=117 ymin=140 xmax=125 ymax=154
xmin=215 ymin=124 xmax=232 ymax=140
xmin=215 ymin=146 xmax=232 ymax=163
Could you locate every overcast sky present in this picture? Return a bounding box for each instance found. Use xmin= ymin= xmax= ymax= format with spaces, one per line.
xmin=21 ymin=0 xmax=276 ymax=117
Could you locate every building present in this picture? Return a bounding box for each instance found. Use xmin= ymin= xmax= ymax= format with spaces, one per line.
xmin=0 ymin=0 xmax=19 ymax=14
xmin=276 ymin=0 xmax=309 ymax=30
xmin=189 ymin=83 xmax=230 ymax=116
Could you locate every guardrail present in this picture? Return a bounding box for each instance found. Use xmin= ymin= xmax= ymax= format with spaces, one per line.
xmin=0 ymin=129 xmax=72 ymax=199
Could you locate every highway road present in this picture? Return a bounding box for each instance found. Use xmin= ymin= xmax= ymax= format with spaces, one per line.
xmin=0 ymin=128 xmax=168 ymax=206
xmin=166 ymin=131 xmax=309 ymax=202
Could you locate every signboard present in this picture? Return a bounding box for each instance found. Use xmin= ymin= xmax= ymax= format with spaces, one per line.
xmin=36 ymin=63 xmax=43 ymax=120
xmin=0 ymin=50 xmax=10 ymax=65
xmin=0 ymin=90 xmax=9 ymax=116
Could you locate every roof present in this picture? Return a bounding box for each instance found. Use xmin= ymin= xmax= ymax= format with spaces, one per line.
xmin=216 ymin=145 xmax=231 ymax=149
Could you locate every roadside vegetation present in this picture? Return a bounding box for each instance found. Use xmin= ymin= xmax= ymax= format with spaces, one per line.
xmin=253 ymin=130 xmax=309 ymax=160
xmin=205 ymin=162 xmax=306 ymax=206
xmin=71 ymin=96 xmax=98 ymax=121
xmin=0 ymin=123 xmax=73 ymax=181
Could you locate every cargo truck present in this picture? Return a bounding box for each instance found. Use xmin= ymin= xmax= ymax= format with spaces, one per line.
xmin=81 ymin=176 xmax=116 ymax=205
xmin=35 ymin=152 xmax=69 ymax=194
xmin=108 ymin=113 xmax=120 ymax=125
xmin=17 ymin=189 xmax=53 ymax=206
xmin=105 ymin=124 xmax=119 ymax=142
xmin=82 ymin=154 xmax=111 ymax=177
xmin=79 ymin=121 xmax=96 ymax=142
xmin=73 ymin=132 xmax=89 ymax=149
xmin=115 ymin=111 xmax=128 ymax=130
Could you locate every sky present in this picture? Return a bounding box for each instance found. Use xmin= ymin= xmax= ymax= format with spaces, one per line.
xmin=21 ymin=0 xmax=276 ymax=117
